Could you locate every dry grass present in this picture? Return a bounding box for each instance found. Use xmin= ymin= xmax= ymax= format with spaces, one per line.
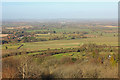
xmin=2 ymin=67 xmax=18 ymax=78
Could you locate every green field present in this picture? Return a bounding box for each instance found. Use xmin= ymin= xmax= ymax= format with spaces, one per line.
xmin=2 ymin=36 xmax=118 ymax=55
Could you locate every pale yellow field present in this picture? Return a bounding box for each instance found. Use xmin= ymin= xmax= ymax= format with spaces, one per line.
xmin=103 ymin=26 xmax=118 ymax=28
xmin=0 ymin=34 xmax=8 ymax=37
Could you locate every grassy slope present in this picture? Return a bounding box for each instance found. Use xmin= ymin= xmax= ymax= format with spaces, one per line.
xmin=2 ymin=36 xmax=118 ymax=55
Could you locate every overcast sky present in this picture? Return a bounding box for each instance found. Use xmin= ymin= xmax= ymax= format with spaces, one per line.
xmin=2 ymin=2 xmax=118 ymax=20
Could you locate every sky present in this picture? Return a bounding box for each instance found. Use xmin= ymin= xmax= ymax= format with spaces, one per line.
xmin=2 ymin=0 xmax=119 ymax=2
xmin=2 ymin=2 xmax=118 ymax=20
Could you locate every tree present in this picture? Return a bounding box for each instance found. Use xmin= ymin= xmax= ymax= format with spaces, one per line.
xmin=5 ymin=46 xmax=8 ymax=49
xmin=53 ymin=31 xmax=56 ymax=33
xmin=17 ymin=56 xmax=33 ymax=78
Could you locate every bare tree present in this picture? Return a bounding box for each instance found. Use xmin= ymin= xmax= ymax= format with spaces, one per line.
xmin=17 ymin=55 xmax=33 ymax=78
